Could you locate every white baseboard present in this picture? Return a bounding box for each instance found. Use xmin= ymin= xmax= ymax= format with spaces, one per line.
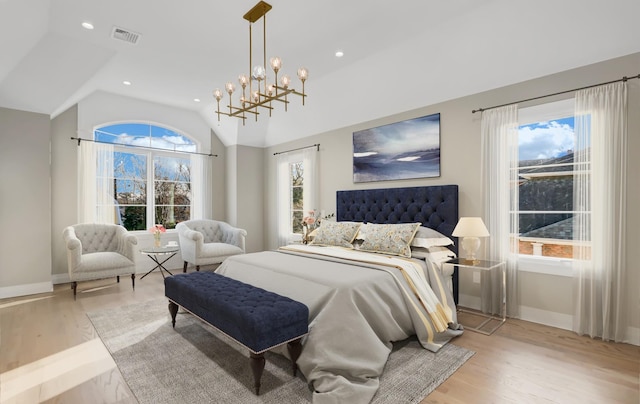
xmin=518 ymin=305 xmax=573 ymax=331
xmin=465 ymin=302 xmax=640 ymax=346
xmin=0 ymin=281 xmax=53 ymax=299
xmin=624 ymin=326 xmax=640 ymax=346
xmin=458 ymin=295 xmax=574 ymax=335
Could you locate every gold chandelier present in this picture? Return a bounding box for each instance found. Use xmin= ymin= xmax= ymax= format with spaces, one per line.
xmin=213 ymin=1 xmax=308 ymax=124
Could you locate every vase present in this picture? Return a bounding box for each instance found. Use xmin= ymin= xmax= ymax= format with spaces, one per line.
xmin=154 ymin=233 xmax=162 ymax=248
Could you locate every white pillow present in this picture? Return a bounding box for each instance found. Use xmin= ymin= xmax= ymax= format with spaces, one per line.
xmin=410 ymin=245 xmax=456 ymax=269
xmin=411 ymin=226 xmax=454 ymax=248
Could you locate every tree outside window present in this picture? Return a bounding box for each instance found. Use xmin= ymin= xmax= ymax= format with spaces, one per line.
xmin=290 ymin=161 xmax=304 ymax=234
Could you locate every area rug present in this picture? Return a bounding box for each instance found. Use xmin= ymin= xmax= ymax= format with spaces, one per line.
xmin=87 ymin=298 xmax=474 ymax=404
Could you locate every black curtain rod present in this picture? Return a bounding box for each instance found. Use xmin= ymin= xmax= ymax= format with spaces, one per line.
xmin=273 ymin=143 xmax=320 ymax=156
xmin=70 ymin=137 xmax=218 ymax=157
xmin=472 ymin=73 xmax=640 ymax=114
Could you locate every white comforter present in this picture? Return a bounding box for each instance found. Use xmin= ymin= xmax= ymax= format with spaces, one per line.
xmin=215 ymin=245 xmax=462 ymax=404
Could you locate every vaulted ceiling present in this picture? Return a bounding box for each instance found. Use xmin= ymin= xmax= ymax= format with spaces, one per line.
xmin=1 ymin=0 xmax=639 ymax=147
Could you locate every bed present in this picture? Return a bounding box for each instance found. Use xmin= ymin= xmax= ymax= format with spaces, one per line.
xmin=215 ymin=185 xmax=462 ymax=403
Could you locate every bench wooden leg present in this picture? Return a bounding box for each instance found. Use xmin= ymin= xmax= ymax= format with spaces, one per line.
xmin=249 ymin=352 xmax=265 ymax=395
xmin=183 ymin=261 xmax=188 ymax=273
xmin=287 ymin=338 xmax=303 ymax=376
xmin=168 ymin=301 xmax=178 ymax=328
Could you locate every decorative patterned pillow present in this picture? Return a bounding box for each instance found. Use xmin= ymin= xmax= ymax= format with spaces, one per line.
xmin=358 ymin=222 xmax=421 ymax=257
xmin=411 ymin=226 xmax=454 ymax=248
xmin=310 ymin=221 xmax=362 ymax=248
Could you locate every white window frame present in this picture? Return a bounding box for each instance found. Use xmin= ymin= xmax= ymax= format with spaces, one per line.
xmin=92 ymin=122 xmax=198 ymax=232
xmin=516 ymin=99 xmax=577 ymax=277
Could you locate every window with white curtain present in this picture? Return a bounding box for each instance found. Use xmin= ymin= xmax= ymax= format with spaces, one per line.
xmin=516 ymin=99 xmax=584 ymax=275
xmin=276 ymin=147 xmax=318 ymax=246
xmin=88 ymin=122 xmax=199 ymax=231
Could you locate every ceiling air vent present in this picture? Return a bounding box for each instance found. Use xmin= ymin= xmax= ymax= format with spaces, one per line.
xmin=111 ymin=26 xmax=141 ymax=45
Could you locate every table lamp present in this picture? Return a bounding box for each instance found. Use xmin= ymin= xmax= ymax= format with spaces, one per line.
xmin=452 ymin=217 xmax=489 ymax=264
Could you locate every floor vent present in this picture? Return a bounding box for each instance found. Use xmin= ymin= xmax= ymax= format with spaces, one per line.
xmin=111 ymin=26 xmax=141 ymax=45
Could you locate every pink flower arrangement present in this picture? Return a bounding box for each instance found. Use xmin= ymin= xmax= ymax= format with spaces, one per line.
xmin=150 ymin=224 xmax=166 ymax=247
xmin=303 ymin=211 xmax=317 ymax=226
xmin=149 ymin=224 xmax=167 ymax=235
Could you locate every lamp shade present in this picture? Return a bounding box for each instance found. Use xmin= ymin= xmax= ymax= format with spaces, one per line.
xmin=452 ymin=217 xmax=489 ymax=237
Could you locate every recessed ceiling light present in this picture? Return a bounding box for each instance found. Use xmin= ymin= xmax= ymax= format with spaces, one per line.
xmin=335 ymin=50 xmax=344 ymax=58
xmin=123 ymin=81 xmax=132 ymax=86
xmin=82 ymin=22 xmax=94 ymax=30
xmin=194 ymin=98 xmax=201 ymax=102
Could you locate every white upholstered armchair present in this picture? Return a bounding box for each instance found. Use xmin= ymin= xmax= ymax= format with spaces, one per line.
xmin=63 ymin=223 xmax=137 ymax=299
xmin=176 ymin=219 xmax=247 ymax=272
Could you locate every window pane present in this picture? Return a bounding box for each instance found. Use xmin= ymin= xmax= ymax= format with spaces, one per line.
xmin=151 ymin=126 xmax=197 ymax=152
xmin=292 ymin=187 xmax=303 ymax=209
xmin=120 ymin=206 xmax=147 ymax=231
xmin=291 ymin=162 xmax=303 ymax=186
xmin=518 ymin=117 xmax=575 ymax=234
xmin=154 ymin=155 xmax=191 ymax=226
xmin=519 ymin=212 xmax=574 ymax=238
xmin=97 ymin=123 xmax=150 ymax=147
xmin=113 ymin=152 xmax=147 ymax=231
xmin=517 ymin=112 xmax=584 ymax=259
xmin=155 ymin=206 xmax=189 ymax=229
xmin=154 ymin=156 xmax=190 ymax=181
xmin=292 ymin=210 xmax=303 ymax=234
xmin=518 ymin=175 xmax=573 ymax=211
xmin=95 ymin=123 xmax=196 ymax=152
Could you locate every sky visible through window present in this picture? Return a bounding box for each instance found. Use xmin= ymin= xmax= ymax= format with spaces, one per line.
xmin=95 ymin=123 xmax=196 ymax=152
xmin=518 ymin=117 xmax=574 ymax=160
xmin=95 ymin=123 xmax=195 ymax=196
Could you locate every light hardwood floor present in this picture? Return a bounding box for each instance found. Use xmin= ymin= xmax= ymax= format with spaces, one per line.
xmin=1 ymin=271 xmax=638 ymax=403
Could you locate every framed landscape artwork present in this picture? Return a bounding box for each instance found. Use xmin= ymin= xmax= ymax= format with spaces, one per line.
xmin=353 ymin=113 xmax=441 ymax=183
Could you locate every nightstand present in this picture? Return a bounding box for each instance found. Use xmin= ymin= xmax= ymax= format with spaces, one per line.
xmin=444 ymin=258 xmax=506 ymax=335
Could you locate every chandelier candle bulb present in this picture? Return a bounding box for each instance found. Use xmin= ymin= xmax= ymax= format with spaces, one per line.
xmin=213 ymin=1 xmax=308 ymax=124
xmin=281 ymin=75 xmax=290 ymax=89
xmin=270 ymin=57 xmax=281 ymax=73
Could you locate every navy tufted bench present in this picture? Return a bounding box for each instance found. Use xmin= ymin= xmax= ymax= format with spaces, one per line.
xmin=164 ymin=271 xmax=309 ymax=395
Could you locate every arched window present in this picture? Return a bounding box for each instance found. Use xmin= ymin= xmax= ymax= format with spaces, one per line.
xmin=85 ymin=122 xmax=201 ymax=231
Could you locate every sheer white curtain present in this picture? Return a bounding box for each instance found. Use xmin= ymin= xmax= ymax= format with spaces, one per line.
xmin=301 ymin=147 xmax=319 ymax=218
xmin=480 ymin=105 xmax=520 ymax=318
xmin=573 ymin=82 xmax=628 ymax=342
xmin=191 ymin=154 xmax=213 ymax=220
xmin=78 ymin=141 xmax=115 ymax=224
xmin=275 ymin=147 xmax=319 ymax=247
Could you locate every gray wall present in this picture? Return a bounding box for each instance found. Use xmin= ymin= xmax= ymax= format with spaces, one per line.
xmin=263 ymin=52 xmax=640 ymax=336
xmin=0 ymin=107 xmax=52 ymax=297
xmin=50 ymin=106 xmax=78 ymax=284
xmin=225 ymin=145 xmax=264 ymax=253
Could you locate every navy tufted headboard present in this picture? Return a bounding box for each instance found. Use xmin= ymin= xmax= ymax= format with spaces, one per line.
xmin=336 ymin=185 xmax=459 ymax=301
xmin=336 ymin=185 xmax=458 ymax=243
